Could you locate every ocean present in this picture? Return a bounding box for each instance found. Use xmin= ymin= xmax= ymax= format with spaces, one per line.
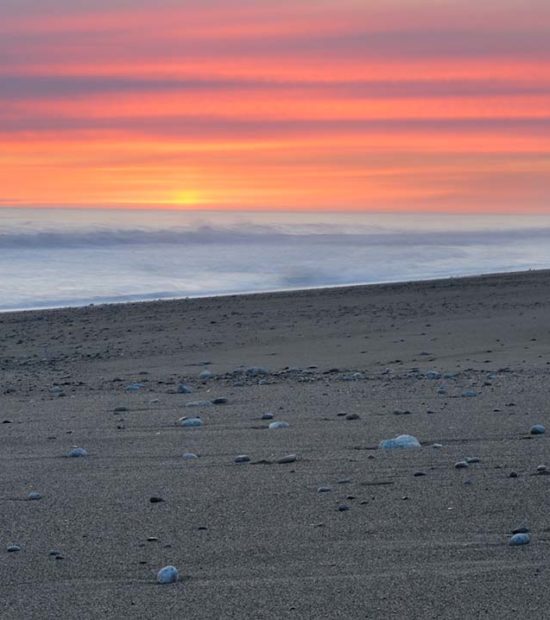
xmin=1 ymin=208 xmax=550 ymax=312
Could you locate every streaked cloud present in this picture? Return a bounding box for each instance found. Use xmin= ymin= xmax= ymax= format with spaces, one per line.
xmin=0 ymin=0 xmax=548 ymax=211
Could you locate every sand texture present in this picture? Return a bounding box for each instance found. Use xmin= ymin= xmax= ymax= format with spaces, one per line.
xmin=1 ymin=271 xmax=550 ymax=619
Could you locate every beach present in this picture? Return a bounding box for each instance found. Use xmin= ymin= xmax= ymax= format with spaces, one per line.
xmin=1 ymin=270 xmax=549 ymax=619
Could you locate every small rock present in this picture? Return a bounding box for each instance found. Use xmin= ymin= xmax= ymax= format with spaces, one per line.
xmin=261 ymin=412 xmax=274 ymax=420
xmin=28 ymin=491 xmax=42 ymax=500
xmin=509 ymin=533 xmax=530 ymax=546
xmin=536 ymin=464 xmax=548 ymax=474
xmin=49 ymin=549 xmax=62 ymax=556
xmin=149 ymin=497 xmax=164 ymax=504
xmin=182 ymin=452 xmax=199 ymax=460
xmin=413 ymin=471 xmax=426 ymax=477
xmin=147 ymin=537 xmax=159 ymax=542
xmin=199 ymin=370 xmax=213 ymax=381
xmin=530 ymin=424 xmax=546 ymax=435
xmin=337 ymin=504 xmax=350 ymax=512
xmin=177 ymin=384 xmax=193 ymax=394
xmin=277 ymin=454 xmax=297 ymax=464
xmin=432 ymin=443 xmax=443 ymax=449
xmin=465 ymin=457 xmax=480 ymax=464
xmin=425 ymin=371 xmax=442 ymax=380
xmin=179 ymin=417 xmax=203 ymax=428
xmin=379 ymin=435 xmax=421 ymax=450
xmin=113 ymin=407 xmax=128 ymax=413
xmin=269 ymin=421 xmax=289 ymax=430
xmin=157 ymin=565 xmax=179 ymax=584
xmin=462 ymin=390 xmax=478 ymax=398
xmin=67 ymin=447 xmax=88 ymax=458
xmin=455 ymin=461 xmax=469 ymax=469
xmin=317 ymin=486 xmax=332 ymax=493
xmin=212 ymin=397 xmax=228 ymax=405
xmin=509 ymin=471 xmax=518 ymax=478
xmin=246 ymin=367 xmax=269 ymax=377
xmin=7 ymin=544 xmax=21 ymax=553
xmin=126 ymin=383 xmax=143 ymax=392
xmin=235 ymin=454 xmax=251 ymax=463
xmin=345 ymin=413 xmax=360 ymax=421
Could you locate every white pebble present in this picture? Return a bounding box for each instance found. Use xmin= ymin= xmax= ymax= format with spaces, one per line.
xmin=269 ymin=421 xmax=289 ymax=430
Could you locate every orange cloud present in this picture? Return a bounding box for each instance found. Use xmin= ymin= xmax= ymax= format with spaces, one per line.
xmin=0 ymin=0 xmax=548 ymax=212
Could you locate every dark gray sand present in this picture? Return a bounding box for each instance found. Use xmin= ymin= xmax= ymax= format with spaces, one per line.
xmin=1 ymin=271 xmax=549 ymax=619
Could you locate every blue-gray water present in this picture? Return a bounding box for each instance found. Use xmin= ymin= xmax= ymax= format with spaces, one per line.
xmin=1 ymin=208 xmax=550 ymax=311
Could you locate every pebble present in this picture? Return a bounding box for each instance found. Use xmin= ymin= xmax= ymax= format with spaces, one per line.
xmin=509 ymin=471 xmax=518 ymax=478
xmin=212 ymin=397 xmax=228 ymax=405
xmin=345 ymin=413 xmax=360 ymax=421
xmin=465 ymin=457 xmax=480 ymax=464
xmin=509 ymin=533 xmax=530 ymax=546
xmin=113 ymin=407 xmax=128 ymax=413
xmin=49 ymin=549 xmax=62 ymax=556
xmin=536 ymin=465 xmax=548 ymax=474
xmin=126 ymin=383 xmax=143 ymax=392
xmin=150 ymin=496 xmax=164 ymax=503
xmin=261 ymin=412 xmax=274 ymax=420
xmin=234 ymin=454 xmax=251 ymax=463
xmin=432 ymin=443 xmax=443 ymax=449
xmin=530 ymin=424 xmax=545 ymax=435
xmin=179 ymin=417 xmax=203 ymax=428
xmin=462 ymin=390 xmax=478 ymax=398
xmin=425 ymin=371 xmax=442 ymax=380
xmin=379 ymin=434 xmax=421 ymax=450
xmin=337 ymin=504 xmax=350 ymax=512
xmin=269 ymin=421 xmax=289 ymax=430
xmin=454 ymin=461 xmax=469 ymax=469
xmin=182 ymin=452 xmax=199 ymax=460
xmin=177 ymin=384 xmax=193 ymax=394
xmin=413 ymin=471 xmax=426 ymax=477
xmin=317 ymin=486 xmax=332 ymax=493
xmin=277 ymin=454 xmax=297 ymax=464
xmin=246 ymin=367 xmax=269 ymax=377
xmin=157 ymin=565 xmax=179 ymax=584
xmin=67 ymin=447 xmax=88 ymax=458
xmin=199 ymin=370 xmax=213 ymax=381
xmin=7 ymin=544 xmax=21 ymax=553
xmin=28 ymin=491 xmax=42 ymax=500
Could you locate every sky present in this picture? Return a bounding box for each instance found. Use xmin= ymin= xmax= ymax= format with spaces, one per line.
xmin=0 ymin=0 xmax=549 ymax=212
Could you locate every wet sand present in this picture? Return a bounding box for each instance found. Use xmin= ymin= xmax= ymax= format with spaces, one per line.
xmin=1 ymin=270 xmax=549 ymax=619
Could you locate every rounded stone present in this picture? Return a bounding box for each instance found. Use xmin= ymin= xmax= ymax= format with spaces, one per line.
xmin=179 ymin=417 xmax=203 ymax=428
xmin=509 ymin=533 xmax=530 ymax=546
xmin=182 ymin=452 xmax=199 ymax=460
xmin=269 ymin=421 xmax=289 ymax=430
xmin=157 ymin=565 xmax=179 ymax=584
xmin=28 ymin=491 xmax=42 ymax=500
xmin=277 ymin=454 xmax=297 ymax=464
xmin=235 ymin=454 xmax=251 ymax=463
xmin=67 ymin=447 xmax=88 ymax=458
xmin=530 ymin=424 xmax=545 ymax=435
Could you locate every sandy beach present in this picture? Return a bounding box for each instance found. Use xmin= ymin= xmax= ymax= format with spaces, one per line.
xmin=1 ymin=270 xmax=549 ymax=619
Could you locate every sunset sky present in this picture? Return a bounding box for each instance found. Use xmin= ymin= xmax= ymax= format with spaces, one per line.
xmin=1 ymin=0 xmax=549 ymax=212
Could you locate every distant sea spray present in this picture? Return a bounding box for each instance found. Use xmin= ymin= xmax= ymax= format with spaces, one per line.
xmin=1 ymin=208 xmax=550 ymax=311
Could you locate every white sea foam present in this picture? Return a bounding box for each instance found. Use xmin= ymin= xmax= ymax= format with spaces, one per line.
xmin=2 ymin=208 xmax=550 ymax=311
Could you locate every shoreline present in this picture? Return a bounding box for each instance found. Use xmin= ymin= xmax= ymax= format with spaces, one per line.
xmin=2 ymin=266 xmax=548 ymax=317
